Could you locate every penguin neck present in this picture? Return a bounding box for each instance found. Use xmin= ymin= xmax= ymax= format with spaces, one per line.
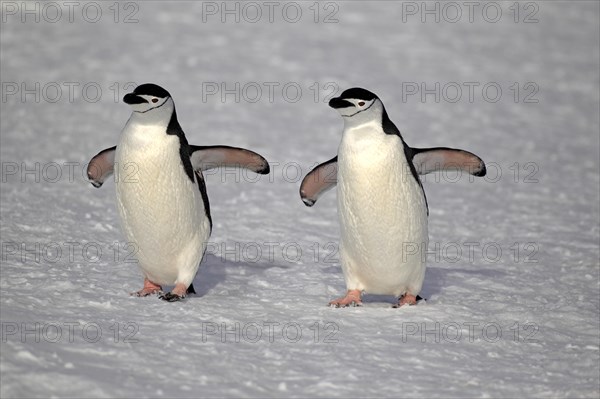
xmin=121 ymin=103 xmax=181 ymax=150
xmin=165 ymin=109 xmax=189 ymax=145
xmin=381 ymin=107 xmax=402 ymax=137
xmin=342 ymin=113 xmax=383 ymax=136
xmin=342 ymin=100 xmax=385 ymax=132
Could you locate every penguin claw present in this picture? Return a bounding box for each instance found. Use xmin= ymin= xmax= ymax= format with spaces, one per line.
xmin=159 ymin=292 xmax=185 ymax=302
xmin=158 ymin=283 xmax=192 ymax=302
xmin=330 ymin=301 xmax=362 ymax=308
xmin=328 ymin=290 xmax=363 ymax=308
xmin=393 ymin=294 xmax=425 ymax=308
xmin=131 ymin=278 xmax=163 ymax=297
xmin=131 ymin=289 xmax=163 ymax=297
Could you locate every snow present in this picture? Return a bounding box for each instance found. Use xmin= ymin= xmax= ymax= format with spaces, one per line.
xmin=1 ymin=1 xmax=599 ymax=397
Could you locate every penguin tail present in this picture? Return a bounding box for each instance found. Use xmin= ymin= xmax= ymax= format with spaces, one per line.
xmin=187 ymin=283 xmax=196 ymax=295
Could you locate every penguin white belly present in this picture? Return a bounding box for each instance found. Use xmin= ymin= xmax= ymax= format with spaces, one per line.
xmin=337 ymin=125 xmax=428 ymax=296
xmin=114 ymin=123 xmax=210 ymax=286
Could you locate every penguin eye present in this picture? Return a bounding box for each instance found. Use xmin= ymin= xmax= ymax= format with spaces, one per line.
xmin=152 ymin=98 xmax=159 ymax=103
xmin=358 ymin=101 xmax=365 ymax=106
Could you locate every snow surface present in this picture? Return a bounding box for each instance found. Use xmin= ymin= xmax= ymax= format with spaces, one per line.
xmin=1 ymin=1 xmax=599 ymax=397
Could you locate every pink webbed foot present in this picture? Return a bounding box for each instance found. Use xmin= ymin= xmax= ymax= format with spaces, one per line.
xmin=159 ymin=283 xmax=195 ymax=302
xmin=329 ymin=289 xmax=363 ymax=308
xmin=393 ymin=294 xmax=424 ymax=308
xmin=131 ymin=278 xmax=163 ymax=297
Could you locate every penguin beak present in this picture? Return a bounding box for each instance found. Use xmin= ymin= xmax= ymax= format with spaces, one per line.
xmin=123 ymin=93 xmax=148 ymax=105
xmin=328 ymin=97 xmax=354 ymax=109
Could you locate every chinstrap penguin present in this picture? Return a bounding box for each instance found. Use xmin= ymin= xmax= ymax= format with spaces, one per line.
xmin=300 ymin=87 xmax=486 ymax=308
xmin=88 ymin=83 xmax=270 ymax=302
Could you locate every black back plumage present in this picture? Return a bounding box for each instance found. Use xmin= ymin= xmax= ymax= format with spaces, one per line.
xmin=165 ymin=109 xmax=213 ymax=228
xmin=380 ymin=103 xmax=429 ymax=215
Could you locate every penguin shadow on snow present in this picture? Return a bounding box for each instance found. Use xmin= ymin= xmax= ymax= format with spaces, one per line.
xmin=178 ymin=253 xmax=226 ymax=298
xmin=418 ymin=266 xmax=509 ymax=303
xmin=186 ymin=253 xmax=283 ymax=298
xmin=328 ymin=266 xmax=509 ymax=307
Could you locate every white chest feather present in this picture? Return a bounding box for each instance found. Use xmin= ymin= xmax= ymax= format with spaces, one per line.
xmin=114 ymin=119 xmax=210 ymax=286
xmin=336 ymin=121 xmax=428 ymax=296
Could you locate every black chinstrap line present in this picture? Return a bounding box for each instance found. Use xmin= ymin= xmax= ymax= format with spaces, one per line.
xmin=342 ymin=99 xmax=376 ymax=118
xmin=133 ymin=97 xmax=170 ymax=114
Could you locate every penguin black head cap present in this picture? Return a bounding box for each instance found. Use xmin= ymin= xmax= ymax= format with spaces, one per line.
xmin=123 ymin=83 xmax=172 ymax=106
xmin=133 ymin=83 xmax=171 ymax=99
xmin=329 ymin=87 xmax=380 ymax=110
xmin=338 ymin=87 xmax=378 ymax=101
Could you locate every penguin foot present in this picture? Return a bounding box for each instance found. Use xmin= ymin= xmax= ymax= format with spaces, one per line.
xmin=393 ymin=294 xmax=424 ymax=308
xmin=159 ymin=292 xmax=184 ymax=302
xmin=329 ymin=290 xmax=363 ymax=308
xmin=159 ymin=283 xmax=189 ymax=302
xmin=131 ymin=278 xmax=163 ymax=297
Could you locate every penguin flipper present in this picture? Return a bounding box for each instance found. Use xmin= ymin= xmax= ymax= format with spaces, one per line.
xmin=299 ymin=156 xmax=338 ymax=207
xmin=87 ymin=146 xmax=116 ymax=188
xmin=189 ymin=145 xmax=270 ymax=174
xmin=411 ymin=147 xmax=486 ymax=177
